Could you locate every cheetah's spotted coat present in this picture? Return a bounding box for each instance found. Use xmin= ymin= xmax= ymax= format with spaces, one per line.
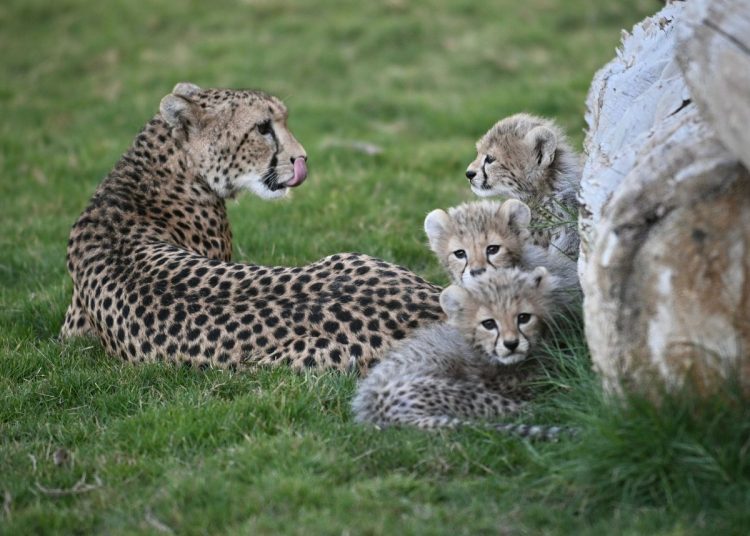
xmin=61 ymin=83 xmax=443 ymax=373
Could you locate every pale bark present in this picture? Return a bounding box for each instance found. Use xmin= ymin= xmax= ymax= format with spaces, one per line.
xmin=676 ymin=0 xmax=750 ymax=169
xmin=579 ymin=0 xmax=750 ymax=400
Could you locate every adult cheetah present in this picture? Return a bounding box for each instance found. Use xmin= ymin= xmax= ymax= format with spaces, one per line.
xmin=61 ymin=83 xmax=443 ymax=374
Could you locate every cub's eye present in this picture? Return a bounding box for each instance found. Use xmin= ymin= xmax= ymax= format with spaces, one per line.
xmin=453 ymin=249 xmax=466 ymax=259
xmin=257 ymin=120 xmax=272 ymax=136
xmin=486 ymin=245 xmax=500 ymax=256
xmin=481 ymin=319 xmax=497 ymax=330
xmin=484 ymin=155 xmax=496 ymax=165
xmin=517 ymin=313 xmax=531 ymax=325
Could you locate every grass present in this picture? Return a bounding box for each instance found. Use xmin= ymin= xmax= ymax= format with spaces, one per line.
xmin=2 ymin=0 xmax=749 ymax=533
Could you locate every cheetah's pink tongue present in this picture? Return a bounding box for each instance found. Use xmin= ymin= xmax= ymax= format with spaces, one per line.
xmin=287 ymin=158 xmax=307 ymax=187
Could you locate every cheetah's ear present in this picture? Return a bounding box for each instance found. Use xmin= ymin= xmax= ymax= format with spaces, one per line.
xmin=499 ymin=199 xmax=531 ymax=238
xmin=524 ymin=126 xmax=557 ymax=169
xmin=160 ymin=93 xmax=201 ymax=130
xmin=530 ymin=266 xmax=550 ymax=290
xmin=424 ymin=209 xmax=451 ymax=252
xmin=499 ymin=198 xmax=531 ymax=227
xmin=172 ymin=82 xmax=202 ymax=98
xmin=160 ymin=83 xmax=206 ymax=132
xmin=440 ymin=285 xmax=470 ymax=319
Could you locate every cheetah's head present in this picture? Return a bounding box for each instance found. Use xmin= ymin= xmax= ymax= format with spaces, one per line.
xmin=424 ymin=199 xmax=531 ymax=285
xmin=465 ymin=113 xmax=560 ymax=200
xmin=160 ymin=82 xmax=307 ymax=200
xmin=440 ymin=267 xmax=553 ymax=365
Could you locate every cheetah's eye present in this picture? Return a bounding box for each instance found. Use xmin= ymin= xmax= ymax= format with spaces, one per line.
xmin=481 ymin=319 xmax=497 ymax=330
xmin=486 ymin=245 xmax=500 ymax=256
xmin=517 ymin=313 xmax=531 ymax=325
xmin=453 ymin=249 xmax=466 ymax=260
xmin=257 ymin=120 xmax=272 ymax=136
xmin=484 ymin=155 xmax=496 ymax=165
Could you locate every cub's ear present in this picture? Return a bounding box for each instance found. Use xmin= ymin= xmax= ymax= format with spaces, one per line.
xmin=499 ymin=199 xmax=531 ymax=237
xmin=524 ymin=125 xmax=557 ymax=169
xmin=440 ymin=285 xmax=470 ymax=318
xmin=529 ymin=266 xmax=550 ymax=289
xmin=424 ymin=209 xmax=451 ymax=252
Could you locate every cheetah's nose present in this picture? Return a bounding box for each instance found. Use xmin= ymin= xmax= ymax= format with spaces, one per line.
xmin=469 ymin=267 xmax=485 ymax=277
xmin=503 ymin=339 xmax=519 ymax=351
xmin=465 ymin=170 xmax=477 ymax=180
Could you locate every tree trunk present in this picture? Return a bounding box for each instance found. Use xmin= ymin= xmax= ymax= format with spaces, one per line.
xmin=676 ymin=0 xmax=750 ymax=170
xmin=579 ymin=0 xmax=750 ymax=400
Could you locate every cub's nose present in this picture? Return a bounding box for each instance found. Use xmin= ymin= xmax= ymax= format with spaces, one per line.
xmin=503 ymin=339 xmax=519 ymax=351
xmin=469 ymin=267 xmax=485 ymax=277
xmin=465 ymin=170 xmax=477 ymax=180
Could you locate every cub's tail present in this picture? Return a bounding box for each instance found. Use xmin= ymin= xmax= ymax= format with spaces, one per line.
xmin=409 ymin=415 xmax=577 ymax=441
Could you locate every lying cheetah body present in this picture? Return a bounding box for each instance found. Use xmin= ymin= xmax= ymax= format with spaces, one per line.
xmin=61 ymin=83 xmax=443 ymax=373
xmin=424 ymin=199 xmax=580 ymax=303
xmin=465 ymin=113 xmax=581 ymax=259
xmin=353 ymin=268 xmax=570 ymax=439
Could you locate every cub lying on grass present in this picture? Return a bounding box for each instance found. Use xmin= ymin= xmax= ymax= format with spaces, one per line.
xmin=352 ymin=267 xmax=573 ymax=440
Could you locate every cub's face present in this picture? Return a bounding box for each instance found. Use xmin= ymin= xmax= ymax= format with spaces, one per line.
xmin=466 ymin=139 xmax=531 ymax=199
xmin=438 ymin=228 xmax=522 ymax=286
xmin=440 ymin=267 xmax=551 ymax=365
xmin=424 ymin=199 xmax=531 ymax=285
xmin=465 ymin=114 xmax=558 ymax=199
xmin=468 ymin=292 xmax=544 ymax=365
xmin=160 ymin=82 xmax=307 ymax=200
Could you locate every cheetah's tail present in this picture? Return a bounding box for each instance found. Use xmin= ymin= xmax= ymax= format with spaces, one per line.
xmin=412 ymin=416 xmax=578 ymax=441
xmin=489 ymin=422 xmax=579 ymax=441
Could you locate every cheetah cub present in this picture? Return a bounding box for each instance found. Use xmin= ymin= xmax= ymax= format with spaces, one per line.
xmin=424 ymin=199 xmax=579 ymax=302
xmin=352 ymin=267 xmax=570 ymax=440
xmin=465 ymin=113 xmax=581 ymax=259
